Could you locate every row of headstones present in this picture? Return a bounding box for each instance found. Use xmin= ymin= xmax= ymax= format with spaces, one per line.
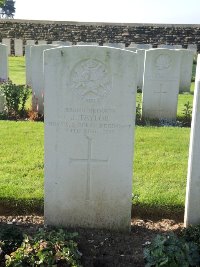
xmin=1 ymin=37 xmax=197 ymax=56
xmin=42 ymin=45 xmax=200 ymax=231
xmin=26 ymin=44 xmax=196 ymax=120
xmin=0 ymin=41 xmax=199 ymax=230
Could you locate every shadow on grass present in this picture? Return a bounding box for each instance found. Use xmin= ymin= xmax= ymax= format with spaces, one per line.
xmin=132 ymin=204 xmax=184 ymax=222
xmin=0 ymin=198 xmax=184 ymax=223
xmin=0 ymin=198 xmax=44 ymax=215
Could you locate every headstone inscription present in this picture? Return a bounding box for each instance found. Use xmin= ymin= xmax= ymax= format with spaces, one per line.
xmin=184 ymin=54 xmax=200 ymax=226
xmin=44 ymin=46 xmax=138 ymax=231
xmin=142 ymin=48 xmax=181 ymax=120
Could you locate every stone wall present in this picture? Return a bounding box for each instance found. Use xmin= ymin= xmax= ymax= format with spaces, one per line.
xmin=0 ymin=19 xmax=200 ymax=51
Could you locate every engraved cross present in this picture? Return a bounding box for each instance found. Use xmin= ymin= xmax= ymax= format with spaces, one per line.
xmin=153 ymin=83 xmax=167 ymax=118
xmin=70 ymin=136 xmax=108 ymax=201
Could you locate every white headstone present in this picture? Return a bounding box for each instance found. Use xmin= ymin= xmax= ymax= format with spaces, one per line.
xmin=14 ymin=39 xmax=23 ymax=56
xmin=136 ymin=49 xmax=145 ymax=89
xmin=38 ymin=40 xmax=47 ymax=45
xmin=187 ymin=44 xmax=197 ymax=54
xmin=26 ymin=40 xmax=35 ymax=45
xmin=2 ymin=38 xmax=11 ymax=55
xmin=0 ymin=44 xmax=8 ymax=111
xmin=25 ymin=45 xmax=34 ymax=86
xmin=129 ymin=43 xmax=152 ymax=49
xmin=179 ymin=49 xmax=195 ymax=92
xmin=77 ymin=42 xmax=98 ymax=46
xmin=0 ymin=92 xmax=4 ymax=112
xmin=158 ymin=44 xmax=182 ymax=49
xmin=185 ymin=54 xmax=200 ymax=226
xmin=103 ymin=43 xmax=125 ymax=49
xmin=44 ymin=46 xmax=138 ymax=231
xmin=52 ymin=41 xmax=72 ymax=46
xmin=31 ymin=44 xmax=57 ymax=114
xmin=0 ymin=44 xmax=8 ymax=81
xmin=142 ymin=48 xmax=181 ymax=120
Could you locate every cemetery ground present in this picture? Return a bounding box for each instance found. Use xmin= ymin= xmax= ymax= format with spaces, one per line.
xmin=0 ymin=56 xmax=196 ymax=266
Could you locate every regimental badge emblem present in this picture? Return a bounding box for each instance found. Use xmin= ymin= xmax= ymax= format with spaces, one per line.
xmin=155 ymin=54 xmax=171 ymax=70
xmin=70 ymin=59 xmax=111 ymax=102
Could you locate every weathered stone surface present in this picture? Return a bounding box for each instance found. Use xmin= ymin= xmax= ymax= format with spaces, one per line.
xmin=185 ymin=54 xmax=200 ymax=226
xmin=142 ymin=48 xmax=181 ymax=120
xmin=1 ymin=20 xmax=200 ymax=54
xmin=44 ymin=46 xmax=138 ymax=231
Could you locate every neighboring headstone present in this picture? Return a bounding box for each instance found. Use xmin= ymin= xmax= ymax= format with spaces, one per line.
xmin=25 ymin=45 xmax=34 ymax=87
xmin=129 ymin=43 xmax=152 ymax=49
xmin=2 ymin=38 xmax=11 ymax=55
xmin=52 ymin=41 xmax=72 ymax=46
xmin=142 ymin=48 xmax=181 ymax=120
xmin=44 ymin=46 xmax=138 ymax=231
xmin=184 ymin=54 xmax=200 ymax=226
xmin=77 ymin=42 xmax=98 ymax=46
xmin=103 ymin=43 xmax=125 ymax=49
xmin=158 ymin=44 xmax=182 ymax=49
xmin=0 ymin=44 xmax=8 ymax=81
xmin=187 ymin=44 xmax=197 ymax=54
xmin=126 ymin=48 xmax=145 ymax=89
xmin=179 ymin=49 xmax=195 ymax=92
xmin=26 ymin=40 xmax=35 ymax=45
xmin=0 ymin=44 xmax=8 ymax=111
xmin=14 ymin=39 xmax=23 ymax=56
xmin=38 ymin=40 xmax=47 ymax=45
xmin=31 ymin=44 xmax=57 ymax=114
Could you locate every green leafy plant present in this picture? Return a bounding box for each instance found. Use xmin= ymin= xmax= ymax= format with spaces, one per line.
xmin=0 ymin=79 xmax=31 ymax=118
xmin=182 ymin=101 xmax=193 ymax=127
xmin=181 ymin=225 xmax=200 ymax=251
xmin=5 ymin=228 xmax=82 ymax=267
xmin=144 ymin=233 xmax=200 ymax=267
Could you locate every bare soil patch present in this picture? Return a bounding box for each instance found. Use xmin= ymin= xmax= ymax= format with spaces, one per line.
xmin=0 ymin=214 xmax=184 ymax=267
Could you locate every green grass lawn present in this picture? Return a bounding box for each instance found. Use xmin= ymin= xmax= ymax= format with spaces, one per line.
xmin=9 ymin=56 xmax=26 ymax=85
xmin=0 ymin=121 xmax=191 ymax=216
xmin=0 ymin=121 xmax=44 ymax=213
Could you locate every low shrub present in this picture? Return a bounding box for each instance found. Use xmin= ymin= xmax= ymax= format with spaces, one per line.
xmin=181 ymin=225 xmax=200 ymax=251
xmin=144 ymin=232 xmax=200 ymax=267
xmin=0 ymin=79 xmax=31 ymax=119
xmin=0 ymin=227 xmax=82 ymax=267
